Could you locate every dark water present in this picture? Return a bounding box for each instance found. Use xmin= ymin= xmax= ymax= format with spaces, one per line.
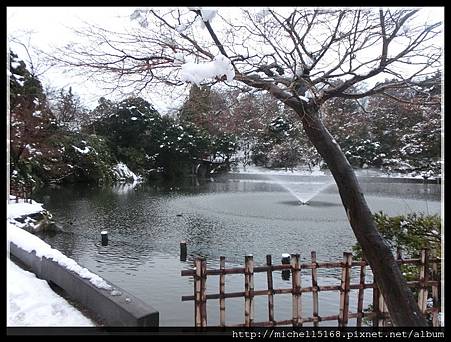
xmin=33 ymin=173 xmax=441 ymax=326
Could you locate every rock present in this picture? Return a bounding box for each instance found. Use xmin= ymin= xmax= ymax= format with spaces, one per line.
xmin=15 ymin=210 xmax=58 ymax=234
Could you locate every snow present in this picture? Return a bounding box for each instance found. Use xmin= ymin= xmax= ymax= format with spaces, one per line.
xmin=111 ymin=162 xmax=142 ymax=182
xmin=8 ymin=199 xmax=111 ymax=290
xmin=200 ymin=9 xmax=217 ymax=22
xmin=180 ymin=54 xmax=235 ymax=85
xmin=6 ymin=199 xmax=116 ymax=326
xmin=173 ymin=52 xmax=185 ymax=66
xmin=295 ymin=65 xmax=304 ymax=76
xmin=175 ymin=24 xmax=188 ymax=33
xmin=8 ymin=221 xmax=112 ymax=290
xmin=305 ymin=89 xmax=315 ymax=99
xmin=8 ymin=198 xmax=45 ymax=222
xmin=256 ymin=8 xmax=270 ymax=21
xmin=7 ymin=258 xmax=95 ymax=326
xmin=13 ymin=73 xmax=25 ymax=86
xmin=354 ymin=168 xmax=439 ymax=180
xmin=231 ymin=164 xmax=326 ymax=176
xmin=72 ymin=145 xmax=90 ymax=154
xmin=11 ymin=61 xmax=21 ymax=69
xmin=130 ymin=9 xmax=142 ymax=20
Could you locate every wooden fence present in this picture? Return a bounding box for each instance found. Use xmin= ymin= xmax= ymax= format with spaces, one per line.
xmin=181 ymin=249 xmax=441 ymax=327
xmin=9 ymin=183 xmax=33 ymax=204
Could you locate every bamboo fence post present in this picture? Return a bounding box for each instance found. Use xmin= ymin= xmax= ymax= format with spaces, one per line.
xmin=311 ymin=251 xmax=319 ymax=327
xmin=219 ymin=256 xmax=226 ymax=327
xmin=291 ymin=253 xmax=301 ymax=327
xmin=338 ymin=252 xmax=352 ymax=327
xmin=356 ymin=257 xmax=367 ymax=327
xmin=418 ymin=249 xmax=429 ymax=314
xmin=372 ymin=272 xmax=380 ymax=327
xmin=244 ymin=254 xmax=254 ymax=327
xmin=182 ymin=248 xmax=440 ymax=328
xmin=431 ymin=251 xmax=439 ymax=326
xmin=379 ymin=291 xmax=389 ymax=326
xmin=200 ymin=258 xmax=207 ymax=327
xmin=266 ymin=255 xmax=275 ymax=325
xmin=194 ymin=258 xmax=203 ymax=327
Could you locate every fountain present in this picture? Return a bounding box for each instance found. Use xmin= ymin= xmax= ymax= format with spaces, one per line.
xmin=265 ymin=173 xmax=335 ymax=206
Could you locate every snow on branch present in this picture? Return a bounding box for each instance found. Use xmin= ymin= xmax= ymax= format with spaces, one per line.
xmin=180 ymin=54 xmax=235 ymax=85
xmin=200 ymin=9 xmax=217 ymax=23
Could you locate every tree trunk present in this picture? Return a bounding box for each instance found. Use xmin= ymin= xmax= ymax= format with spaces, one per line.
xmin=295 ymin=104 xmax=427 ymax=326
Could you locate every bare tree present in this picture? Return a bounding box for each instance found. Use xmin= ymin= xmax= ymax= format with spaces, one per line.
xmin=46 ymin=86 xmax=89 ymax=131
xmin=46 ymin=7 xmax=442 ymax=326
xmin=8 ymin=32 xmax=53 ymax=79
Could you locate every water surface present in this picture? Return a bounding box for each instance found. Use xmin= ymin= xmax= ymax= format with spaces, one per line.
xmin=34 ymin=173 xmax=440 ymax=326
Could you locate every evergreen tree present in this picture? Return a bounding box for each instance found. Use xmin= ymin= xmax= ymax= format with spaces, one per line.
xmin=9 ymin=50 xmax=58 ymax=187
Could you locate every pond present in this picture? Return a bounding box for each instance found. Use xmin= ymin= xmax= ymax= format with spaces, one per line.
xmin=33 ymin=172 xmax=441 ymax=326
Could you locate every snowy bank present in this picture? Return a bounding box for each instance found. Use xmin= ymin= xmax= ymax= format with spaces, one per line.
xmin=7 ymin=196 xmax=53 ymax=232
xmin=231 ymin=165 xmax=327 ymax=176
xmin=111 ymin=162 xmax=142 ymax=183
xmin=353 ymin=168 xmax=441 ymax=180
xmin=7 ymin=258 xmax=95 ymax=326
xmin=7 ymin=195 xmax=99 ymax=326
xmin=8 ymin=196 xmax=45 ymax=220
xmin=231 ymin=164 xmax=441 ymax=181
xmin=8 ymin=221 xmax=111 ymax=290
xmin=7 ymin=198 xmax=111 ymax=290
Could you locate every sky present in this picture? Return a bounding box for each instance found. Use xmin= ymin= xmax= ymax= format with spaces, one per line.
xmin=7 ymin=7 xmax=151 ymax=110
xmin=7 ymin=7 xmax=444 ymax=113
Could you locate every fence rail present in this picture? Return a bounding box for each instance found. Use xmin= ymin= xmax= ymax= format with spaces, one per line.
xmin=181 ymin=249 xmax=441 ymax=327
xmin=9 ymin=183 xmax=33 ymax=204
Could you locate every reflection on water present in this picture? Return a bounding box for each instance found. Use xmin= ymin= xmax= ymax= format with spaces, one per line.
xmin=33 ymin=174 xmax=440 ymax=326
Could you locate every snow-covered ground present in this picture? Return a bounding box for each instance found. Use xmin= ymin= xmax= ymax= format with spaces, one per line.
xmin=230 ymin=164 xmax=440 ymax=180
xmin=7 ymin=198 xmax=106 ymax=326
xmin=230 ymin=164 xmax=327 ymax=176
xmin=8 ymin=221 xmax=111 ymax=290
xmin=7 ymin=196 xmax=46 ymax=229
xmin=7 ymin=258 xmax=95 ymax=326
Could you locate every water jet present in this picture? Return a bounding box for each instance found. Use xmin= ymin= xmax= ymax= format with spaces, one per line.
xmin=265 ymin=173 xmax=334 ymax=205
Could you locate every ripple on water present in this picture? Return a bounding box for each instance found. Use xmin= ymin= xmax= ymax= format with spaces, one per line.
xmin=33 ymin=178 xmax=440 ymax=325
